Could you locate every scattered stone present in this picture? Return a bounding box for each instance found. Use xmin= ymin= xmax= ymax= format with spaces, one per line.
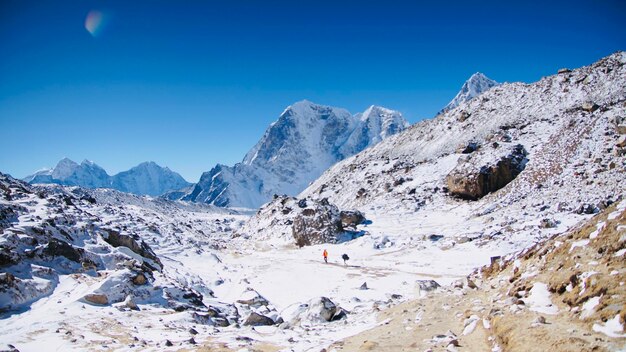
xmin=539 ymin=218 xmax=558 ymax=228
xmin=84 ymin=293 xmax=108 ymax=306
xmin=360 ymin=282 xmax=368 ymax=290
xmin=165 ymin=340 xmax=173 ymax=347
xmin=581 ymin=101 xmax=599 ymax=113
xmin=133 ymin=273 xmax=147 ymax=285
xmin=244 ymin=312 xmax=275 ymax=326
xmin=189 ymin=328 xmax=198 ymax=335
xmin=416 ymin=280 xmax=441 ymax=292
xmin=534 ymin=316 xmax=546 ymax=324
xmin=188 ymin=337 xmax=196 ymax=344
xmin=123 ymin=295 xmax=139 ymax=311
xmin=616 ymin=135 xmax=626 ymax=148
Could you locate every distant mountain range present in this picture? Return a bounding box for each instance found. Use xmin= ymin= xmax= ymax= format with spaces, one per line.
xmin=439 ymin=72 xmax=499 ymax=114
xmin=170 ymin=100 xmax=410 ymax=208
xmin=24 ymin=159 xmax=191 ymax=196
xmin=23 ymin=72 xmax=496 ymax=206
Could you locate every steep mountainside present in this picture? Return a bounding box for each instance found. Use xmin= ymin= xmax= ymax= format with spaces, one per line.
xmin=180 ymin=100 xmax=409 ymax=208
xmin=300 ymin=52 xmax=625 ymax=248
xmin=439 ymin=72 xmax=499 ymax=114
xmin=25 ymin=159 xmax=191 ymax=196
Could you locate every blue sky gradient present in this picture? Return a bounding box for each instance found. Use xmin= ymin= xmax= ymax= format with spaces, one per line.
xmin=1 ymin=0 xmax=624 ymax=181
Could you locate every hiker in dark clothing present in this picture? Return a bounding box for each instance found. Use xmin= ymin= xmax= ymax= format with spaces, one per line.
xmin=341 ymin=253 xmax=349 ymax=266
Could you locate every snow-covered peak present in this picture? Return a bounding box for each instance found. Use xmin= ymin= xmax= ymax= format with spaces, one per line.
xmin=440 ymin=72 xmax=499 ymax=114
xmin=24 ymin=159 xmax=190 ymax=196
xmin=184 ymin=100 xmax=409 ymax=208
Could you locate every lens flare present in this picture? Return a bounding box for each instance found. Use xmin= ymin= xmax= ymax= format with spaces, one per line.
xmin=85 ymin=10 xmax=107 ymax=37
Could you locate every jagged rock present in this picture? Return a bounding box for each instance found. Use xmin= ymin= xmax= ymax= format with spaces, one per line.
xmin=340 ymin=210 xmax=366 ymax=228
xmin=244 ymin=312 xmax=275 ymax=326
xmin=459 ymin=142 xmax=480 ymax=154
xmin=102 ymin=230 xmax=162 ymax=270
xmin=165 ymin=340 xmax=173 ymax=347
xmin=576 ymin=203 xmax=599 ymax=214
xmin=132 ymin=273 xmax=147 ymax=285
xmin=558 ymin=68 xmax=571 ymax=74
xmin=42 ymin=239 xmax=84 ymax=262
xmin=236 ymin=289 xmax=269 ymax=308
xmin=123 ymin=295 xmax=139 ymax=310
xmin=539 ymin=218 xmax=558 ymax=228
xmin=457 ymin=111 xmax=471 ymax=122
xmin=360 ymin=282 xmax=368 ymax=290
xmin=581 ymin=101 xmax=599 ymax=112
xmin=446 ymin=144 xmax=528 ymax=200
xmin=416 ymin=280 xmax=441 ymax=292
xmin=84 ymin=293 xmax=108 ymax=305
xmin=292 ymin=203 xmax=342 ymax=247
xmin=310 ymin=297 xmax=340 ymax=322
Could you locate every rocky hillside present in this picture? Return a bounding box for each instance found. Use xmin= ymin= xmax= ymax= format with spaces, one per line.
xmin=24 ymin=159 xmax=191 ymax=197
xmin=299 ymin=51 xmax=625 ymax=251
xmin=0 ymin=172 xmax=243 ymax=328
xmin=330 ymin=200 xmax=626 ymax=351
xmin=178 ymin=100 xmax=409 ymax=208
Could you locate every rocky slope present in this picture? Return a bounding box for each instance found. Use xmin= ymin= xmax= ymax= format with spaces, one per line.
xmin=439 ymin=72 xmax=500 ymax=114
xmin=178 ymin=100 xmax=409 ymax=208
xmin=299 ymin=51 xmax=625 ymax=250
xmin=25 ymin=159 xmax=191 ymax=196
xmin=330 ymin=200 xmax=626 ymax=351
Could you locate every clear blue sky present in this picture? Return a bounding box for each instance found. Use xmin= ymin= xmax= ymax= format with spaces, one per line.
xmin=1 ymin=0 xmax=624 ymax=182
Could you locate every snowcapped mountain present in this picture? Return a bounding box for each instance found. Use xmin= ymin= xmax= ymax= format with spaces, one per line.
xmin=24 ymin=159 xmax=191 ymax=196
xmin=181 ymin=100 xmax=409 ymax=208
xmin=439 ymin=72 xmax=499 ymax=114
xmin=25 ymin=158 xmax=110 ymax=188
xmin=111 ymin=161 xmax=191 ymax=196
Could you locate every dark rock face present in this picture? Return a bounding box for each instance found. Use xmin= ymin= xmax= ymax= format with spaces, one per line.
xmin=42 ymin=238 xmax=84 ymax=262
xmin=244 ymin=312 xmax=275 ymax=326
xmin=446 ymin=144 xmax=528 ymax=200
xmin=102 ymin=230 xmax=162 ymax=270
xmin=339 ymin=210 xmax=365 ymax=229
xmin=292 ymin=201 xmax=342 ymax=247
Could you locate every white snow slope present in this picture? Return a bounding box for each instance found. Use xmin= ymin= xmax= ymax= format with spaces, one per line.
xmin=179 ymin=101 xmax=409 ymax=209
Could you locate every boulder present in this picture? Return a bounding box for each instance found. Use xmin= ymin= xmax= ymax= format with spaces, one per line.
xmin=557 ymin=68 xmax=571 ymax=74
xmin=616 ymin=135 xmax=626 ymax=148
xmin=236 ymin=289 xmax=269 ymax=308
xmin=446 ymin=144 xmax=528 ymax=200
xmin=102 ymin=230 xmax=162 ymax=270
xmin=292 ymin=206 xmax=342 ymax=247
xmin=581 ymin=101 xmax=599 ymax=112
xmin=360 ymin=282 xmax=368 ymax=290
xmin=244 ymin=312 xmax=275 ymax=326
xmin=84 ymin=293 xmax=109 ymax=305
xmin=457 ymin=111 xmax=471 ymax=122
xmin=339 ymin=210 xmax=365 ymax=229
xmin=43 ymin=239 xmax=84 ymax=262
xmin=416 ymin=280 xmax=441 ymax=292
xmin=308 ymin=297 xmax=342 ymax=322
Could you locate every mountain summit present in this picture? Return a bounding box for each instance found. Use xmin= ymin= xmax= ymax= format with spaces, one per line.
xmin=25 ymin=159 xmax=190 ymax=196
xmin=178 ymin=100 xmax=409 ymax=208
xmin=439 ymin=72 xmax=499 ymax=114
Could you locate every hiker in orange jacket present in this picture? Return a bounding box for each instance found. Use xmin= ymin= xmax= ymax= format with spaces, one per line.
xmin=323 ymin=249 xmax=328 ymax=263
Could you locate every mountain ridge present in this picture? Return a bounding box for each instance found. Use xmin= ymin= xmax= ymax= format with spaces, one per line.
xmin=24 ymin=159 xmax=191 ymax=196
xmin=177 ymin=100 xmax=409 ymax=208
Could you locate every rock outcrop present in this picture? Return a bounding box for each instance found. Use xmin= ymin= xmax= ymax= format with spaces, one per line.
xmin=446 ymin=144 xmax=528 ymax=200
xmin=238 ymin=195 xmax=366 ymax=247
